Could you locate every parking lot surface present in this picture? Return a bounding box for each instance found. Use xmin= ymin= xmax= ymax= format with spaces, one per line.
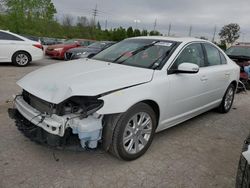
xmin=0 ymin=58 xmax=249 ymax=188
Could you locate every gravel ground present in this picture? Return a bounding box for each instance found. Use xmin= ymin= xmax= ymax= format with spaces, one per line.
xmin=0 ymin=58 xmax=249 ymax=188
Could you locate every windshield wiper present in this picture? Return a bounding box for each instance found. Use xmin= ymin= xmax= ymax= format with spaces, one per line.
xmin=112 ymin=41 xmax=160 ymax=63
xmin=149 ymin=42 xmax=177 ymax=69
xmin=148 ymin=49 xmax=172 ymax=69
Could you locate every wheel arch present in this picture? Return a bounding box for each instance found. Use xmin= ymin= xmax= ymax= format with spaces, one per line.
xmin=140 ymin=100 xmax=160 ymax=127
xmin=102 ymin=99 xmax=160 ymax=151
xmin=230 ymin=80 xmax=237 ymax=91
xmin=12 ymin=50 xmax=32 ymax=62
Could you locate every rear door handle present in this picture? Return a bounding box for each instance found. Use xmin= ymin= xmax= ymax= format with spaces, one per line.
xmin=200 ymin=76 xmax=208 ymax=81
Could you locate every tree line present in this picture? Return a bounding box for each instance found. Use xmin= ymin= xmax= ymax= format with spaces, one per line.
xmin=0 ymin=0 xmax=241 ymax=46
xmin=0 ymin=0 xmax=161 ymax=41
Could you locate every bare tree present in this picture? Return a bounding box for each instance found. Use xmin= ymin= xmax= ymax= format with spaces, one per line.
xmin=62 ymin=14 xmax=74 ymax=27
xmin=76 ymin=16 xmax=89 ymax=27
xmin=0 ymin=0 xmax=6 ymax=13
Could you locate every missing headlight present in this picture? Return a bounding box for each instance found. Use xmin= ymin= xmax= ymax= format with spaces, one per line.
xmin=57 ymin=96 xmax=104 ymax=117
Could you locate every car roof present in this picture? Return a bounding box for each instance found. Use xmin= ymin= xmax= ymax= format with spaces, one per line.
xmin=231 ymin=44 xmax=250 ymax=48
xmin=77 ymin=39 xmax=96 ymax=41
xmin=131 ymin=36 xmax=207 ymax=43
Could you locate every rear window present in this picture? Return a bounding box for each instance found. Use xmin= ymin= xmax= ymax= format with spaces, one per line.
xmin=0 ymin=31 xmax=24 ymax=41
xmin=203 ymin=43 xmax=221 ymax=66
xmin=220 ymin=52 xmax=227 ymax=64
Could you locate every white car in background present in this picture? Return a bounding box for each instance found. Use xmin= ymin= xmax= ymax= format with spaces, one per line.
xmin=0 ymin=30 xmax=43 ymax=66
xmin=9 ymin=36 xmax=240 ymax=160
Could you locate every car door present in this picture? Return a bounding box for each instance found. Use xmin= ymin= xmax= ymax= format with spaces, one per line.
xmin=201 ymin=43 xmax=231 ymax=103
xmin=0 ymin=31 xmax=24 ymax=62
xmin=163 ymin=43 xmax=209 ymax=126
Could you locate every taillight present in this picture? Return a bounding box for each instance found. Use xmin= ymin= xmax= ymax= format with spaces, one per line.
xmin=33 ymin=44 xmax=44 ymax=51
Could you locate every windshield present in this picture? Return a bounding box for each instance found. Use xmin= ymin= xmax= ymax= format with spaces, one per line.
xmin=88 ymin=42 xmax=109 ymax=49
xmin=92 ymin=39 xmax=177 ymax=69
xmin=64 ymin=39 xmax=78 ymax=44
xmin=226 ymin=46 xmax=250 ymax=58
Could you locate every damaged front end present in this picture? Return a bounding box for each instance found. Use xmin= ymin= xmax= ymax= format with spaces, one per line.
xmin=8 ymin=90 xmax=104 ymax=149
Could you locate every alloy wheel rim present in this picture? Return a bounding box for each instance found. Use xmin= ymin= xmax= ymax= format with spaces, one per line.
xmin=16 ymin=54 xmax=28 ymax=65
xmin=123 ymin=112 xmax=152 ymax=154
xmin=224 ymin=87 xmax=234 ymax=110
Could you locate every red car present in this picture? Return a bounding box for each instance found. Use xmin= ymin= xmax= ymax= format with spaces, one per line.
xmin=45 ymin=39 xmax=95 ymax=59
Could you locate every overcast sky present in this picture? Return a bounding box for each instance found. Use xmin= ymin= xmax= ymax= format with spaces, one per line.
xmin=52 ymin=0 xmax=250 ymax=41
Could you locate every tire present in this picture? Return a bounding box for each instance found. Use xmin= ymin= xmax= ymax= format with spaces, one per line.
xmin=12 ymin=51 xmax=31 ymax=67
xmin=109 ymin=103 xmax=157 ymax=161
xmin=87 ymin=54 xmax=95 ymax=58
xmin=236 ymin=134 xmax=250 ymax=188
xmin=217 ymin=83 xmax=235 ymax=113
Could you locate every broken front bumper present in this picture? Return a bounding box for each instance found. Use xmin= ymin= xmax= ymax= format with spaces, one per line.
xmin=9 ymin=95 xmax=103 ymax=149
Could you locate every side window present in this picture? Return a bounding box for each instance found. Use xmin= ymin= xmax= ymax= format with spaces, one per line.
xmin=81 ymin=41 xmax=91 ymax=46
xmin=0 ymin=31 xmax=23 ymax=41
xmin=204 ymin=43 xmax=221 ymax=66
xmin=171 ymin=43 xmax=205 ymax=69
xmin=220 ymin=52 xmax=227 ymax=64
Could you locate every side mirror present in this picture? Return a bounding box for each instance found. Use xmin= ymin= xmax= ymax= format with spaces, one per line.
xmin=177 ymin=63 xmax=199 ymax=74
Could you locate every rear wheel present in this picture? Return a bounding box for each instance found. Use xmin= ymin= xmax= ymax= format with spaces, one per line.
xmin=12 ymin=51 xmax=31 ymax=67
xmin=217 ymin=83 xmax=235 ymax=113
xmin=109 ymin=103 xmax=157 ymax=161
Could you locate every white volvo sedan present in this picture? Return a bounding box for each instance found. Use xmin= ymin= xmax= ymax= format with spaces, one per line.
xmin=0 ymin=30 xmax=43 ymax=66
xmin=9 ymin=36 xmax=239 ymax=160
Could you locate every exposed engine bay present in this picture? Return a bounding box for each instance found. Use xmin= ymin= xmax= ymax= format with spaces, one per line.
xmin=9 ymin=90 xmax=104 ymax=149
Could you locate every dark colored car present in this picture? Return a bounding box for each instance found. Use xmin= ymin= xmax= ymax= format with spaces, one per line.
xmin=20 ymin=34 xmax=40 ymax=42
xmin=226 ymin=44 xmax=250 ymax=89
xmin=226 ymin=44 xmax=250 ymax=61
xmin=45 ymin=39 xmax=96 ymax=59
xmin=64 ymin=41 xmax=116 ymax=60
xmin=40 ymin=37 xmax=63 ymax=46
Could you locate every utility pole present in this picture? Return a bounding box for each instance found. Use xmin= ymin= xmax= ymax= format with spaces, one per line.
xmin=105 ymin=20 xmax=107 ymax=30
xmin=212 ymin=25 xmax=217 ymax=42
xmin=188 ymin=25 xmax=192 ymax=37
xmin=168 ymin=23 xmax=172 ymax=36
xmin=153 ymin=18 xmax=157 ymax=32
xmin=92 ymin=4 xmax=98 ymax=26
xmin=134 ymin=19 xmax=141 ymax=29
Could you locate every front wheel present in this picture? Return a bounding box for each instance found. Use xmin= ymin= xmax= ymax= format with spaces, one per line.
xmin=109 ymin=103 xmax=157 ymax=161
xmin=217 ymin=83 xmax=235 ymax=113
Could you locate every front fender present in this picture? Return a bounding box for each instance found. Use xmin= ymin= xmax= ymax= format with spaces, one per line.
xmin=96 ymin=83 xmax=156 ymax=115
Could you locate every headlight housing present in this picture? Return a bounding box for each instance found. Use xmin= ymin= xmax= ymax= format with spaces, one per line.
xmin=22 ymin=90 xmax=103 ymax=117
xmin=76 ymin=52 xmax=83 ymax=56
xmin=57 ymin=96 xmax=104 ymax=117
xmin=54 ymin=48 xmax=63 ymax=51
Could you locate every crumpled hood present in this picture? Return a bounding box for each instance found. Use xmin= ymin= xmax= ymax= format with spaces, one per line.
xmin=17 ymin=59 xmax=154 ymax=104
